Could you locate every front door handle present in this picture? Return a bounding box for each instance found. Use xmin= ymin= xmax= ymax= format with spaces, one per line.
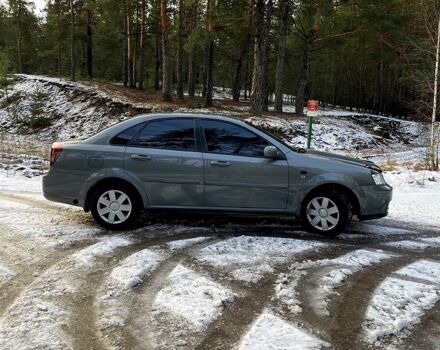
xmin=131 ymin=154 xmax=152 ymax=161
xmin=210 ymin=160 xmax=231 ymax=167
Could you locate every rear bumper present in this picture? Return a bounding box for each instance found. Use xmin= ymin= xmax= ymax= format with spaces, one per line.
xmin=357 ymin=184 xmax=393 ymax=219
xmin=42 ymin=172 xmax=81 ymax=207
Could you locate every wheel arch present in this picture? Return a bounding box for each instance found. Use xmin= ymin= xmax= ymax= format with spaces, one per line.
xmin=302 ymin=183 xmax=360 ymax=216
xmin=84 ymin=177 xmax=144 ymax=212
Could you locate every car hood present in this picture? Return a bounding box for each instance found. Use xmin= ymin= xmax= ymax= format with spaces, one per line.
xmin=305 ymin=150 xmax=380 ymax=171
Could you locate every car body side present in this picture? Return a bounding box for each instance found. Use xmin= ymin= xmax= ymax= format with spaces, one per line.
xmin=42 ymin=113 xmax=392 ymax=220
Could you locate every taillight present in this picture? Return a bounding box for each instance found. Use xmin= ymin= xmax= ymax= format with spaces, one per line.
xmin=50 ymin=143 xmax=63 ymax=166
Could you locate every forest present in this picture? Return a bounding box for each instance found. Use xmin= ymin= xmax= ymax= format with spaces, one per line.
xmin=0 ymin=0 xmax=439 ymax=119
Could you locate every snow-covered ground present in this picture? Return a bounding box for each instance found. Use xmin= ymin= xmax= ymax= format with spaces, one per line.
xmin=238 ymin=310 xmax=329 ymax=350
xmin=362 ymin=260 xmax=440 ymax=346
xmin=275 ymin=249 xmax=395 ymax=316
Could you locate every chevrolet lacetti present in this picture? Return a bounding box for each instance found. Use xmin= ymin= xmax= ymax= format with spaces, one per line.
xmin=43 ymin=113 xmax=393 ymax=236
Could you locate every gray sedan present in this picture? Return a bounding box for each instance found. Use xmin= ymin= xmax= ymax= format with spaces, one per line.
xmin=43 ymin=113 xmax=392 ymax=236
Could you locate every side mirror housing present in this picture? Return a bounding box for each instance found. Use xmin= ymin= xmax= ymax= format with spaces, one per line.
xmin=264 ymin=146 xmax=281 ymax=159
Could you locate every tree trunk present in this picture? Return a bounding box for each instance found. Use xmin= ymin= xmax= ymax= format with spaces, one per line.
xmin=161 ymin=0 xmax=172 ymax=101
xmin=127 ymin=4 xmax=134 ymax=88
xmin=138 ymin=0 xmax=146 ymax=90
xmin=177 ymin=0 xmax=185 ymax=99
xmin=202 ymin=48 xmax=208 ymax=98
xmin=188 ymin=51 xmax=195 ymax=97
xmin=205 ymin=0 xmax=215 ymax=107
xmin=69 ymin=0 xmax=75 ymax=81
xmin=16 ymin=35 xmax=23 ymax=74
xmin=86 ymin=8 xmax=93 ymax=79
xmin=123 ymin=13 xmax=128 ymax=86
xmin=431 ymin=18 xmax=440 ymax=170
xmin=250 ymin=0 xmax=272 ymax=116
xmin=154 ymin=27 xmax=161 ymax=91
xmin=132 ymin=1 xmax=140 ymax=88
xmin=295 ymin=40 xmax=311 ymax=116
xmin=232 ymin=47 xmax=247 ymax=102
xmin=274 ymin=0 xmax=289 ymax=113
xmin=14 ymin=2 xmax=23 ymax=73
xmin=261 ymin=0 xmax=273 ymax=112
xmin=206 ymin=41 xmax=214 ymax=107
xmin=187 ymin=3 xmax=197 ymax=97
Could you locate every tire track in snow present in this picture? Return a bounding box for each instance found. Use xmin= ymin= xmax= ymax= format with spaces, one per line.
xmin=404 ymin=297 xmax=440 ymax=350
xmin=95 ymin=236 xmax=221 ymax=350
xmin=328 ymin=257 xmax=418 ymax=349
xmin=196 ymin=238 xmax=334 ymax=350
xmin=0 ymin=239 xmax=94 ymax=318
xmin=0 ymin=236 xmax=132 ymax=350
xmin=0 ymin=196 xmax=101 ymax=317
xmin=361 ymin=259 xmax=440 ymax=347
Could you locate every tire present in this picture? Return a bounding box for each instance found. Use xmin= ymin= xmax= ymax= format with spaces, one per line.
xmin=300 ymin=191 xmax=352 ymax=237
xmin=90 ymin=185 xmax=142 ymax=230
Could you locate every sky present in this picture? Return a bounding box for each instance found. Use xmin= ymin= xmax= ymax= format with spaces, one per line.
xmin=31 ymin=0 xmax=47 ymax=14
xmin=0 ymin=0 xmax=46 ymax=15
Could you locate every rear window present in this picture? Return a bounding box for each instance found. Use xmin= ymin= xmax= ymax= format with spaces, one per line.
xmin=134 ymin=118 xmax=195 ymax=151
xmin=110 ymin=125 xmax=140 ymax=145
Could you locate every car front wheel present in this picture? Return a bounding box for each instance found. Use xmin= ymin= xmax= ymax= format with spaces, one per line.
xmin=90 ymin=186 xmax=141 ymax=230
xmin=301 ymin=191 xmax=352 ymax=237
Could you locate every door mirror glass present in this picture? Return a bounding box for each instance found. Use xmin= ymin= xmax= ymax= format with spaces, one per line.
xmin=264 ymin=146 xmax=280 ymax=159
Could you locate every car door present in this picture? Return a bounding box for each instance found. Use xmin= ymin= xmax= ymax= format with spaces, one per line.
xmin=200 ymin=119 xmax=289 ymax=209
xmin=124 ymin=118 xmax=204 ymax=207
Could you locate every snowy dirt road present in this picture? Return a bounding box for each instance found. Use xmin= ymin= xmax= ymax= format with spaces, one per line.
xmin=0 ymin=175 xmax=440 ymax=350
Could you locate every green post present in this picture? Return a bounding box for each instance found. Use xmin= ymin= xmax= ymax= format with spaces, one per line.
xmin=306 ymin=115 xmax=313 ymax=149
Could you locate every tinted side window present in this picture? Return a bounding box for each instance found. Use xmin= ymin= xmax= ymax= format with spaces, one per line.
xmin=110 ymin=124 xmax=140 ymax=145
xmin=135 ymin=119 xmax=195 ymax=151
xmin=202 ymin=120 xmax=269 ymax=157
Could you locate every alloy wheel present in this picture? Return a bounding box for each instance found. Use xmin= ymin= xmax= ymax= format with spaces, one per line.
xmin=306 ymin=197 xmax=340 ymax=231
xmin=97 ymin=190 xmax=132 ymax=224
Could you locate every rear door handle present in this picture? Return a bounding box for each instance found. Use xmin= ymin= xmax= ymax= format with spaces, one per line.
xmin=210 ymin=160 xmax=230 ymax=167
xmin=131 ymin=154 xmax=152 ymax=161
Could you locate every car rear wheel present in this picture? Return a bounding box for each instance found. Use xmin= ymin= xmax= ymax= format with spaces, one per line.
xmin=301 ymin=191 xmax=352 ymax=237
xmin=90 ymin=186 xmax=141 ymax=230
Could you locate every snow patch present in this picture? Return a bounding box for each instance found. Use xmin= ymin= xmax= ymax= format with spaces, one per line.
xmin=419 ymin=236 xmax=440 ymax=246
xmin=0 ymin=264 xmax=15 ymax=286
xmin=73 ymin=237 xmax=132 ymax=265
xmin=238 ymin=310 xmax=329 ymax=350
xmin=108 ymin=248 xmax=166 ymax=290
xmin=196 ymin=236 xmax=327 ymax=283
xmin=152 ymin=264 xmax=236 ymax=331
xmin=395 ymin=260 xmax=440 ymax=285
xmin=166 ymin=236 xmax=211 ymax=250
xmin=362 ymin=276 xmax=440 ymax=344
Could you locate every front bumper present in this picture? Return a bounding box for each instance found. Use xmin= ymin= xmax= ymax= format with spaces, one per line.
xmin=357 ymin=184 xmax=393 ymax=220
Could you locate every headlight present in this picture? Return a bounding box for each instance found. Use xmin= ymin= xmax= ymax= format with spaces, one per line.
xmin=372 ymin=172 xmax=386 ymax=185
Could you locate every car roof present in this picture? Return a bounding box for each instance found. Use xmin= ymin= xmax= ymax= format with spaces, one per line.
xmin=128 ymin=112 xmax=244 ymax=123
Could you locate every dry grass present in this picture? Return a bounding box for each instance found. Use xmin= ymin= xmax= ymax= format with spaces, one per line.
xmin=0 ymin=133 xmax=51 ymax=160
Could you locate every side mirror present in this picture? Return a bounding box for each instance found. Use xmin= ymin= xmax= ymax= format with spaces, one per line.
xmin=264 ymin=146 xmax=281 ymax=159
